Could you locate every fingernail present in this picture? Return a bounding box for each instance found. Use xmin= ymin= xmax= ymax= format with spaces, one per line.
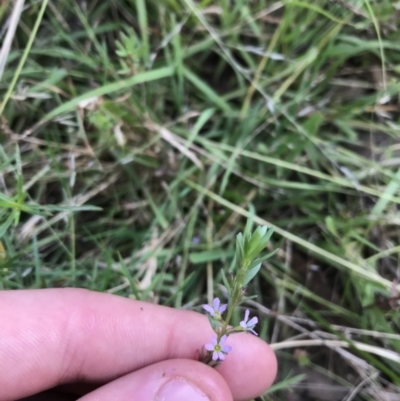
xmin=155 ymin=378 xmax=210 ymax=401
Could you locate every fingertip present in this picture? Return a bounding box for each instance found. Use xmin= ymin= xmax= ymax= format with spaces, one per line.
xmin=78 ymin=359 xmax=233 ymax=401
xmin=217 ymin=333 xmax=277 ymax=401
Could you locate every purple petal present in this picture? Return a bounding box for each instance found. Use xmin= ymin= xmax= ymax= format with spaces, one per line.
xmin=219 ymin=303 xmax=227 ymax=313
xmin=240 ymin=321 xmax=247 ymax=329
xmin=212 ymin=351 xmax=219 ymax=361
xmin=243 ymin=309 xmax=250 ymax=323
xmin=249 ymin=328 xmax=258 ymax=336
xmin=205 ymin=344 xmax=214 ymax=351
xmin=247 ymin=316 xmax=258 ymax=326
xmin=202 ymin=305 xmax=215 ymax=315
xmin=213 ymin=297 xmax=220 ymax=310
xmin=210 ymin=336 xmax=218 ymax=346
xmin=217 ymin=352 xmax=225 ymax=361
xmin=222 ymin=345 xmax=232 ymax=353
xmin=219 ymin=334 xmax=228 ymax=345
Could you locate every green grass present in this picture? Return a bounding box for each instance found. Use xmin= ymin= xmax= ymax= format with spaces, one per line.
xmin=1 ymin=0 xmax=400 ymax=399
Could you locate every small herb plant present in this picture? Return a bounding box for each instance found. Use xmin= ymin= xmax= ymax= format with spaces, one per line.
xmin=200 ymin=222 xmax=276 ymax=366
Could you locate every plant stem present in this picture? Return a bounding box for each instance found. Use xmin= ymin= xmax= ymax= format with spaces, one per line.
xmin=217 ymin=284 xmax=242 ymax=342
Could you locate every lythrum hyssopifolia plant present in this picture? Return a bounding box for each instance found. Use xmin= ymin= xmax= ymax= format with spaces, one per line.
xmin=200 ymin=222 xmax=276 ymax=366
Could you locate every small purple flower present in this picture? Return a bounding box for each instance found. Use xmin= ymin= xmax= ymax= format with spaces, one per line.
xmin=240 ymin=309 xmax=258 ymax=335
xmin=205 ymin=335 xmax=232 ymax=361
xmin=192 ymin=236 xmax=201 ymax=244
xmin=202 ymin=297 xmax=227 ymax=320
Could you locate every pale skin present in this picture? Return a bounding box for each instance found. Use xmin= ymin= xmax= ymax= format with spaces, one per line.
xmin=0 ymin=288 xmax=277 ymax=401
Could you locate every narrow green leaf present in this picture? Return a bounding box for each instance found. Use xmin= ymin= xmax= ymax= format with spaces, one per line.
xmin=371 ymin=167 xmax=400 ymax=216
xmin=135 ymin=0 xmax=150 ymax=64
xmin=221 ymin=269 xmax=232 ymax=296
xmin=243 ymin=263 xmax=261 ymax=286
xmin=248 ymin=249 xmax=279 ymax=270
xmin=260 ymin=226 xmax=274 ymax=244
xmin=190 ymin=249 xmax=234 ymax=264
xmin=244 ymin=215 xmax=254 ymax=240
xmin=0 ymin=214 xmax=14 ymax=239
xmin=42 ymin=66 xmax=174 ymax=122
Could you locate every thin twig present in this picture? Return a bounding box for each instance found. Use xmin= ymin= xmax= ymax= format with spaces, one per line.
xmin=271 ymin=339 xmax=400 ymax=363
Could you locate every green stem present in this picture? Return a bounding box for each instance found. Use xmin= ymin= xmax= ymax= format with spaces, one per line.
xmin=217 ymin=285 xmax=242 ymax=342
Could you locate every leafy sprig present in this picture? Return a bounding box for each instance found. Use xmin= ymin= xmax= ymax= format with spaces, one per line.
xmin=200 ymin=222 xmax=276 ymax=366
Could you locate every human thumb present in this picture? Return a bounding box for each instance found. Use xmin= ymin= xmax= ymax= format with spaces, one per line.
xmin=78 ymin=359 xmax=233 ymax=401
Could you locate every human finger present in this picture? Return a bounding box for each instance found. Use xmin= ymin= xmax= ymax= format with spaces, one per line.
xmin=0 ymin=288 xmax=277 ymax=400
xmin=78 ymin=359 xmax=232 ymax=401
